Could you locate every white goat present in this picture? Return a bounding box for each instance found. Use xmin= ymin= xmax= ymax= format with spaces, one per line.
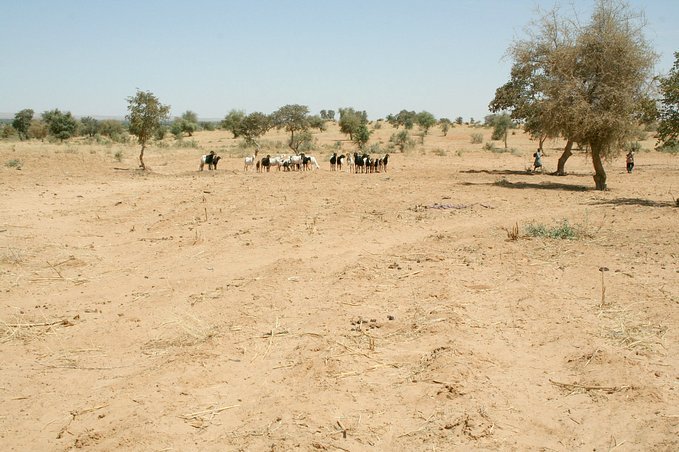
xmin=244 ymin=149 xmax=259 ymax=171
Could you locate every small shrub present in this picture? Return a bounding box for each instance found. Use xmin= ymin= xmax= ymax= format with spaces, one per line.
xmin=525 ymin=219 xmax=579 ymax=240
xmin=114 ymin=150 xmax=124 ymax=162
xmin=470 ymin=133 xmax=483 ymax=144
xmin=483 ymin=141 xmax=495 ymax=151
xmin=432 ymin=148 xmax=447 ymax=156
xmin=6 ymin=159 xmax=22 ymax=169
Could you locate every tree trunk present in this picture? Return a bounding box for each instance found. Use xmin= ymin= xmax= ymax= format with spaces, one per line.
xmin=555 ymin=140 xmax=574 ymax=176
xmin=139 ymin=144 xmax=146 ymax=170
xmin=591 ymin=144 xmax=607 ymax=190
xmin=504 ymin=131 xmax=508 ymax=149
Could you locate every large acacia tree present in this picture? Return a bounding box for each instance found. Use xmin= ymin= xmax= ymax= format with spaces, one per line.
xmin=126 ymin=90 xmax=170 ymax=170
xmin=492 ymin=0 xmax=655 ymax=188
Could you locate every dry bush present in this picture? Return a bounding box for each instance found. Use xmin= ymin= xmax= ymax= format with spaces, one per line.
xmin=504 ymin=223 xmax=520 ymax=241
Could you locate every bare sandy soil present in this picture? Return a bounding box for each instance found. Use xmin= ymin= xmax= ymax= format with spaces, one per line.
xmin=1 ymin=124 xmax=677 ymax=451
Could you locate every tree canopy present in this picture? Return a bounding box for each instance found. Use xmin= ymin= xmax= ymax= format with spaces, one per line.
xmin=338 ymin=108 xmax=368 ymax=140
xmin=656 ymin=51 xmax=679 ymax=150
xmin=238 ymin=112 xmax=271 ymax=147
xmin=12 ymin=109 xmax=34 ymax=140
xmin=126 ymin=90 xmax=170 ymax=170
xmin=271 ymin=104 xmax=323 ymax=153
xmin=42 ymin=109 xmax=78 ymax=141
xmin=221 ymin=110 xmax=246 ymax=138
xmin=491 ymin=0 xmax=656 ymax=188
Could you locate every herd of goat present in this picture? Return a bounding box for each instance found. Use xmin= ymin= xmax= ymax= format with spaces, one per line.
xmin=201 ymin=151 xmax=390 ymax=173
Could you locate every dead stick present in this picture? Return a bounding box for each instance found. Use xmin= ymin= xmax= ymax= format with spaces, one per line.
xmin=181 ymin=404 xmax=239 ymax=420
xmin=398 ymin=270 xmax=422 ymax=280
xmin=549 ymin=379 xmax=630 ymax=392
xmin=5 ymin=319 xmax=70 ymax=328
xmin=46 ymin=261 xmax=63 ymax=278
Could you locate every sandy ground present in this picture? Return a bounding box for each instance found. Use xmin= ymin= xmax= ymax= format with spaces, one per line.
xmin=1 ymin=124 xmax=677 ymax=451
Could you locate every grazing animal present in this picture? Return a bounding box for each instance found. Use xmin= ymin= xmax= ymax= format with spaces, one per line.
xmin=382 ymin=153 xmax=389 ymax=172
xmin=261 ymin=155 xmax=271 ymax=172
xmin=330 ymin=152 xmax=337 ymax=171
xmin=336 ymin=154 xmax=346 ymax=171
xmin=288 ymin=154 xmax=303 ymax=171
xmin=199 ymin=151 xmax=220 ymax=171
xmin=346 ymin=154 xmax=355 ymax=173
xmin=244 ymin=149 xmax=259 ymax=171
xmin=304 ymin=155 xmax=320 ymax=170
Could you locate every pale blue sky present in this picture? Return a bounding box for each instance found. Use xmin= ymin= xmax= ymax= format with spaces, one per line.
xmin=1 ymin=0 xmax=677 ymax=121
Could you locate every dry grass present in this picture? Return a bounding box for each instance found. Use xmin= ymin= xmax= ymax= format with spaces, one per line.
xmin=145 ymin=312 xmax=218 ymax=349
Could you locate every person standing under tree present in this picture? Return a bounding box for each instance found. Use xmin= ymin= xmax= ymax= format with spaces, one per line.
xmin=626 ymin=151 xmax=635 ymax=173
xmin=532 ymin=148 xmax=543 ymax=172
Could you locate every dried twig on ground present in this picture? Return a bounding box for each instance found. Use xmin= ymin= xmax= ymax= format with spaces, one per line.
xmin=549 ymin=379 xmax=631 ymax=393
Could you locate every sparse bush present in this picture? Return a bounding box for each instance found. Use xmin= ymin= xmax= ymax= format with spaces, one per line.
xmin=173 ymin=139 xmax=199 ymax=149
xmin=483 ymin=141 xmax=495 ymax=151
xmin=470 ymin=133 xmax=483 ymax=144
xmin=625 ymin=141 xmax=642 ymax=153
xmin=6 ymin=159 xmax=22 ymax=169
xmin=114 ymin=150 xmax=124 ymax=162
xmin=389 ymin=130 xmax=415 ymax=152
xmin=432 ymin=148 xmax=447 ymax=156
xmin=525 ymin=219 xmax=579 ymax=240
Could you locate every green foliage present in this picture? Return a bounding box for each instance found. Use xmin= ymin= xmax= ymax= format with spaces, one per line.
xmin=171 ymin=118 xmax=196 ymax=138
xmin=438 ymin=118 xmax=452 ymax=136
xmin=488 ymin=113 xmax=512 ymax=148
xmin=238 ymin=112 xmax=271 ymax=147
xmin=291 ymin=130 xmax=315 ymax=153
xmin=525 ymin=219 xmax=580 ymax=240
xmin=221 ymin=109 xmax=246 ymax=138
xmin=114 ymin=150 xmax=124 ymax=162
xmin=99 ymin=120 xmax=125 ymax=140
xmin=271 ymin=104 xmax=323 ymax=152
xmin=126 ymin=90 xmax=170 ymax=169
xmin=5 ymin=159 xmax=22 ymax=169
xmin=470 ymin=132 xmax=483 ymax=144
xmin=389 ymin=130 xmax=415 ymax=152
xmin=179 ymin=111 xmax=199 ymax=136
xmin=387 ymin=110 xmax=417 ymax=129
xmin=338 ymin=107 xmax=368 ymax=140
xmin=154 ymin=125 xmax=168 ymax=141
xmin=320 ymin=109 xmax=335 ymax=121
xmin=80 ymin=116 xmax=99 ymax=138
xmin=352 ymin=124 xmax=372 ymax=150
xmin=455 ymin=116 xmax=464 ymax=125
xmin=42 ymin=109 xmax=78 ymax=141
xmin=416 ymin=111 xmax=437 ymax=136
xmin=200 ymin=121 xmax=216 ymax=131
xmin=493 ymin=0 xmax=656 ymax=189
xmin=656 ymin=51 xmax=679 ymax=150
xmin=12 ymin=109 xmax=34 ymax=140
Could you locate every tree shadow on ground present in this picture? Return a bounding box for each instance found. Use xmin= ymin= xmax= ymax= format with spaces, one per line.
xmin=461 ymin=169 xmax=592 ymax=178
xmin=461 ymin=169 xmax=532 ymax=176
xmin=489 ymin=179 xmax=590 ymax=192
xmin=589 ymin=197 xmax=676 ymax=208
